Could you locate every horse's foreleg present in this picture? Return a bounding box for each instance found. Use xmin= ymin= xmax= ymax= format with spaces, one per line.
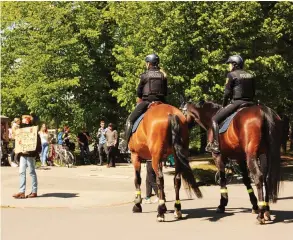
xmin=238 ymin=159 xmax=258 ymax=213
xmin=174 ymin=172 xmax=182 ymax=219
xmin=247 ymin=154 xmax=265 ymax=224
xmin=154 ymin=163 xmax=167 ymax=222
xmin=214 ymin=154 xmax=228 ymax=213
xmin=132 ymin=153 xmax=142 ymax=213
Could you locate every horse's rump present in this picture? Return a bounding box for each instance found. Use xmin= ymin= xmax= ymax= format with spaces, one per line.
xmin=129 ymin=104 xmax=187 ymax=159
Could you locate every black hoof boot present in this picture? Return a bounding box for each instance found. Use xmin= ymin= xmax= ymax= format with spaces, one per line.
xmin=132 ymin=203 xmax=142 ymax=213
xmin=216 ymin=206 xmax=225 ymax=213
xmin=160 ymin=204 xmax=167 ymax=214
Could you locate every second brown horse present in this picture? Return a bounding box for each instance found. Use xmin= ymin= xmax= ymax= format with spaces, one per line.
xmin=129 ymin=103 xmax=202 ymax=222
xmin=185 ymin=101 xmax=282 ymax=224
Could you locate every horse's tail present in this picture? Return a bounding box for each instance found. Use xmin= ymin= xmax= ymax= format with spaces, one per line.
xmin=168 ymin=114 xmax=202 ymax=198
xmin=260 ymin=106 xmax=282 ymax=203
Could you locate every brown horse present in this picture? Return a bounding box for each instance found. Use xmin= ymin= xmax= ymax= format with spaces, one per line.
xmin=129 ymin=103 xmax=202 ymax=222
xmin=185 ymin=101 xmax=282 ymax=224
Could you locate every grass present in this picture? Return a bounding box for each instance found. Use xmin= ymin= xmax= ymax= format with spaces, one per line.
xmin=166 ymin=162 xmax=218 ymax=185
xmin=191 ymin=163 xmax=218 ymax=185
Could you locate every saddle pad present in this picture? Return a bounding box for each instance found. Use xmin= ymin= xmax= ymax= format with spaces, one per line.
xmin=132 ymin=113 xmax=145 ymax=133
xmin=219 ymin=112 xmax=238 ymax=134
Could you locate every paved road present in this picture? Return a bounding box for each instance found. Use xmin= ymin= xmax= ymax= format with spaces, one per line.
xmin=1 ymin=164 xmax=293 ymax=240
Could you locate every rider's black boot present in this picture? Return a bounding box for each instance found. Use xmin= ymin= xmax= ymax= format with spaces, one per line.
xmin=211 ymin=121 xmax=220 ymax=154
xmin=125 ymin=119 xmax=133 ymax=148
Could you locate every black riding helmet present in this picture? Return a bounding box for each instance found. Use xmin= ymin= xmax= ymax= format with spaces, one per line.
xmin=145 ymin=53 xmax=160 ymax=66
xmin=226 ymin=55 xmax=244 ymax=69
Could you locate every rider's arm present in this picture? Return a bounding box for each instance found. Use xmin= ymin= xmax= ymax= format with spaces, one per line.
xmin=163 ymin=76 xmax=167 ymax=96
xmin=222 ymin=73 xmax=234 ymax=107
xmin=136 ymin=73 xmax=146 ymax=99
xmin=160 ymin=69 xmax=168 ymax=96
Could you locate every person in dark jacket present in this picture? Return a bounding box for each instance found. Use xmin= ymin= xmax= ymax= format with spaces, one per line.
xmin=124 ymin=53 xmax=167 ymax=144
xmin=207 ymin=55 xmax=256 ymax=154
xmin=13 ymin=115 xmax=41 ymax=199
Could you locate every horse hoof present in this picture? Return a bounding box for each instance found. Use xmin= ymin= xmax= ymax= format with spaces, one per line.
xmin=256 ymin=216 xmax=265 ymax=225
xmin=216 ymin=207 xmax=225 ymax=213
xmin=132 ymin=204 xmax=142 ymax=213
xmin=161 ymin=204 xmax=167 ymax=214
xmin=174 ymin=210 xmax=182 ymax=220
xmin=264 ymin=211 xmax=271 ymax=221
xmin=157 ymin=215 xmax=165 ymax=222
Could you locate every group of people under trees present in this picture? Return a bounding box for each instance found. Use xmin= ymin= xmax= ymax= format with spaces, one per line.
xmin=55 ymin=123 xmax=118 ymax=167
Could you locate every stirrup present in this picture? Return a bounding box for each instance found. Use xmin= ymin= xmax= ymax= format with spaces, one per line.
xmin=211 ymin=141 xmax=220 ymax=154
xmin=205 ymin=142 xmax=212 ymax=153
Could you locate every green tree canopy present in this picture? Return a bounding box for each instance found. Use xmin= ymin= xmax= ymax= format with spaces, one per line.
xmin=1 ymin=1 xmax=293 ymax=136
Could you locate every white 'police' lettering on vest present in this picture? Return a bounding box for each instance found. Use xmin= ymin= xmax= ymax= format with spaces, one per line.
xmin=148 ymin=71 xmax=162 ymax=78
xmin=239 ymin=73 xmax=253 ymax=79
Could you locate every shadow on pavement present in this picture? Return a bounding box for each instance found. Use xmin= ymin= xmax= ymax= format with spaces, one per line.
xmin=39 ymin=193 xmax=79 ymax=198
xmin=179 ymin=207 xmax=234 ymax=222
xmin=136 ymin=205 xmax=293 ymax=224
xmin=223 ymin=207 xmax=293 ymax=224
xmin=277 ymin=196 xmax=293 ymax=200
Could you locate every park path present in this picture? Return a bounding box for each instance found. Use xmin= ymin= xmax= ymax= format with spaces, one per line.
xmin=1 ymin=164 xmax=293 ymax=240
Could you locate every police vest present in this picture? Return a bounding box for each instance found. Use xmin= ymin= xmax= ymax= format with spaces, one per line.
xmin=229 ymin=70 xmax=255 ymax=100
xmin=142 ymin=70 xmax=165 ymax=96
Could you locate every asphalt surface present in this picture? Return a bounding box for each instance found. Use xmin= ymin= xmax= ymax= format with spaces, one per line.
xmin=1 ymin=163 xmax=293 ymax=240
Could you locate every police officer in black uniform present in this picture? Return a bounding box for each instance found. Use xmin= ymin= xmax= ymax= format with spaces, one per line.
xmin=207 ymin=55 xmax=255 ymax=153
xmin=124 ymin=53 xmax=167 ymax=144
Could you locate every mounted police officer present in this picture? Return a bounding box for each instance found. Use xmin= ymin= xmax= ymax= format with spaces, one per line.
xmin=207 ymin=55 xmax=255 ymax=154
xmin=125 ymin=53 xmax=167 ymax=144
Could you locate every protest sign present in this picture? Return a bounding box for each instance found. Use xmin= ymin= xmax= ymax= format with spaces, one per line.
xmin=15 ymin=126 xmax=38 ymax=154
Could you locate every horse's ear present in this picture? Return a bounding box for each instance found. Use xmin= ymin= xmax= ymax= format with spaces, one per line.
xmin=195 ymin=98 xmax=205 ymax=108
xmin=179 ymin=94 xmax=185 ymax=103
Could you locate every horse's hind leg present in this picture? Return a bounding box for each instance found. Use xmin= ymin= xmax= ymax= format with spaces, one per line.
xmin=174 ymin=171 xmax=182 ymax=219
xmin=153 ymin=161 xmax=167 ymax=222
xmin=247 ymin=152 xmax=266 ymax=224
xmin=132 ymin=153 xmax=142 ymax=213
xmin=214 ymin=154 xmax=229 ymax=213
xmin=238 ymin=159 xmax=258 ymax=213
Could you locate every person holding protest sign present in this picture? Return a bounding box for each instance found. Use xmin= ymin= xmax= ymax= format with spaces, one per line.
xmin=13 ymin=115 xmax=41 ymax=199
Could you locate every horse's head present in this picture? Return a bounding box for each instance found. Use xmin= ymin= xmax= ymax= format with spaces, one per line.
xmin=184 ymin=100 xmax=221 ymax=130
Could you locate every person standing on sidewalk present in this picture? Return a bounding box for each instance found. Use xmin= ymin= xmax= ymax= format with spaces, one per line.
xmin=97 ymin=120 xmax=108 ymax=166
xmin=105 ymin=123 xmax=118 ymax=168
xmin=145 ymin=160 xmax=159 ymax=204
xmin=39 ymin=124 xmax=49 ymax=167
xmin=77 ymin=127 xmax=91 ymax=165
xmin=13 ymin=115 xmax=41 ymax=199
xmin=10 ymin=118 xmax=21 ymax=165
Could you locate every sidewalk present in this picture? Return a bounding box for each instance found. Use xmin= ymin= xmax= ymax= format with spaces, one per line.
xmin=1 ymin=164 xmax=178 ymax=209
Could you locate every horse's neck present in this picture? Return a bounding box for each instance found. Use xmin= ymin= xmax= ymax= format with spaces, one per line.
xmin=201 ymin=107 xmax=219 ymax=129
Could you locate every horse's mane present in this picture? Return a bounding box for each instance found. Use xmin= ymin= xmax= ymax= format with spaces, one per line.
xmin=204 ymin=101 xmax=221 ymax=109
xmin=192 ymin=100 xmax=221 ymax=110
